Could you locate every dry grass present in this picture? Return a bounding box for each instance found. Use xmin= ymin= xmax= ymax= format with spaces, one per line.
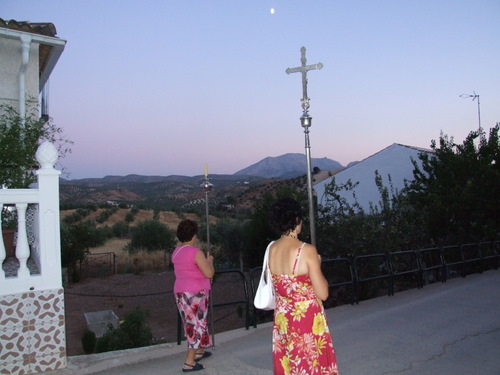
xmin=63 ymin=208 xmax=215 ymax=273
xmin=89 ymin=238 xmax=168 ymax=273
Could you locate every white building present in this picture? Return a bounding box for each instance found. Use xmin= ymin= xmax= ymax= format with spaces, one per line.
xmin=1 ymin=18 xmax=67 ymax=374
xmin=315 ymin=143 xmax=432 ymax=212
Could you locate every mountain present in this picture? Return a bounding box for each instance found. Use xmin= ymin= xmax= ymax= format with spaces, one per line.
xmin=234 ymin=153 xmax=344 ymax=178
xmin=59 ymin=154 xmax=345 ymax=208
xmin=59 ymin=174 xmax=268 ymax=209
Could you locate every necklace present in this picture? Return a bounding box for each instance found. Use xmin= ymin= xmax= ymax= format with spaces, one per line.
xmin=282 ymin=232 xmax=297 ymax=239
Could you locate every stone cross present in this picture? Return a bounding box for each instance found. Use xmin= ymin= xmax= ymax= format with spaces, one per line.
xmin=286 ymin=46 xmax=323 ymax=112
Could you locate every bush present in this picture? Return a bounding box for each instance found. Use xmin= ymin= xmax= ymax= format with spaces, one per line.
xmin=95 ymin=308 xmax=152 ymax=353
xmin=0 ymin=103 xmax=72 ymax=188
xmin=81 ymin=329 xmax=96 ymax=354
xmin=127 ymin=219 xmax=176 ymax=253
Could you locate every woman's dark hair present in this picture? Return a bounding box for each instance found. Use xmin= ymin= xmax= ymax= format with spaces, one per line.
xmin=176 ymin=219 xmax=198 ymax=242
xmin=270 ymin=197 xmax=303 ymax=234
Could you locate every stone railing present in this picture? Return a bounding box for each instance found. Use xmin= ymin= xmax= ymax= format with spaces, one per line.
xmin=0 ymin=141 xmax=62 ymax=295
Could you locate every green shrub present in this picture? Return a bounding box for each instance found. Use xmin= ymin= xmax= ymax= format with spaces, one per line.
xmin=81 ymin=329 xmax=96 ymax=354
xmin=95 ymin=308 xmax=152 ymax=353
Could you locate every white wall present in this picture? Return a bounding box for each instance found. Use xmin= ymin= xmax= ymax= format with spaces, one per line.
xmin=0 ymin=37 xmax=39 ymax=109
xmin=315 ymin=143 xmax=431 ymax=212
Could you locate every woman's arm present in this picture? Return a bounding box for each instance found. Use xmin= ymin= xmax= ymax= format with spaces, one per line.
xmin=195 ymin=250 xmax=215 ymax=279
xmin=304 ymin=244 xmax=329 ymax=301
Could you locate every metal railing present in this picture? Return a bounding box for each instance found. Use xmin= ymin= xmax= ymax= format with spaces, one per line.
xmin=322 ymin=257 xmax=356 ymax=304
xmin=174 ymin=240 xmax=498 ymax=335
xmin=389 ymin=250 xmax=423 ymax=292
xmin=248 ymin=240 xmax=499 ymax=319
xmin=354 ymin=253 xmax=391 ymax=302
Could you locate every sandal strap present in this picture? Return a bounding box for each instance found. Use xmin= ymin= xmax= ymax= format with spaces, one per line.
xmin=182 ymin=362 xmax=204 ymax=372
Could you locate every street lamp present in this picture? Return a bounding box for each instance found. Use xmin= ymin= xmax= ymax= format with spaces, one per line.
xmin=201 ymin=165 xmax=213 ymax=252
xmin=200 ymin=163 xmax=214 ymax=348
xmin=460 ymin=92 xmax=482 ymax=139
xmin=300 ymin=112 xmax=317 ymax=247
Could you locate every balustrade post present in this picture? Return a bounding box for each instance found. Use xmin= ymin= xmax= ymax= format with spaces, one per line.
xmin=35 ymin=141 xmax=62 ymax=289
xmin=15 ymin=202 xmax=30 ymax=278
xmin=0 ymin=204 xmax=5 ymax=278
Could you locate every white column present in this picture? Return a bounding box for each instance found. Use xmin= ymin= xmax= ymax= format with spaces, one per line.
xmin=14 ymin=202 xmax=30 ymax=278
xmin=0 ymin=204 xmax=5 ymax=279
xmin=35 ymin=141 xmax=62 ymax=289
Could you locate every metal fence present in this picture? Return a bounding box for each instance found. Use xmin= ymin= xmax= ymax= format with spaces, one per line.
xmin=78 ymin=252 xmax=117 ymax=279
xmin=136 ymin=240 xmax=499 ymax=344
xmin=248 ymin=240 xmax=499 ymax=326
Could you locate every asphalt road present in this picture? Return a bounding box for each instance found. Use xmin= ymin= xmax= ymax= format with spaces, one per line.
xmin=43 ymin=270 xmax=500 ymax=375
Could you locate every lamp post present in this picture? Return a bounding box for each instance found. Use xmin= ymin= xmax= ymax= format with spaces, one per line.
xmin=200 ymin=163 xmax=214 ymax=348
xmin=201 ymin=164 xmax=213 ymax=251
xmin=286 ymin=47 xmax=323 ymax=247
xmin=300 ymin=112 xmax=317 ymax=247
xmin=460 ymin=92 xmax=482 ymax=140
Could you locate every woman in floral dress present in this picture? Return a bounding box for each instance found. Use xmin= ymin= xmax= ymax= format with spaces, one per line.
xmin=269 ymin=198 xmax=339 ymax=375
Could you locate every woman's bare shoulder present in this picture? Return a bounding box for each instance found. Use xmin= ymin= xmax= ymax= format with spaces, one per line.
xmin=301 ymin=242 xmax=318 ymax=255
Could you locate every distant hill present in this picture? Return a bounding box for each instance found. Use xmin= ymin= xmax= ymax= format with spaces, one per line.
xmin=59 ymin=154 xmax=346 ymax=208
xmin=61 ymin=174 xmax=259 ymax=185
xmin=59 ymin=174 xmax=268 ymax=209
xmin=234 ymin=153 xmax=344 ymax=178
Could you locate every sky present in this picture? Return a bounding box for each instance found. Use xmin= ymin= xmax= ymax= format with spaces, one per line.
xmin=2 ymin=0 xmax=500 ymax=180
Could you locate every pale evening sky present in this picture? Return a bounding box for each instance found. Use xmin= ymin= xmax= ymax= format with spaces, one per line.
xmin=2 ymin=0 xmax=499 ymax=179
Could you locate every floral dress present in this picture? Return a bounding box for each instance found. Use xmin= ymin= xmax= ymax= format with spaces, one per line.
xmin=272 ymin=245 xmax=339 ymax=375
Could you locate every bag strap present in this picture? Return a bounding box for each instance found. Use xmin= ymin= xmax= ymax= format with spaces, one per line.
xmin=172 ymin=245 xmax=189 ymax=261
xmin=262 ymin=241 xmax=274 ymax=281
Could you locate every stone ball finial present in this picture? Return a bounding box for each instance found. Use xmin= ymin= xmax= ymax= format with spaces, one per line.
xmin=36 ymin=141 xmax=58 ymax=169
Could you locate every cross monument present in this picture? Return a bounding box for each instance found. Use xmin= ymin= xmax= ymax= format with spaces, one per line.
xmin=286 ymin=46 xmax=323 ymax=247
xmin=286 ymin=46 xmax=323 ymax=113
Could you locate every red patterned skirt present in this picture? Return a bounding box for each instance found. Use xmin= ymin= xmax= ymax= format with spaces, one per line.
xmin=175 ymin=289 xmax=212 ymax=349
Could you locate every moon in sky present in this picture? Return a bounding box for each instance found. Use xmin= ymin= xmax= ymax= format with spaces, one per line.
xmin=270 ymin=8 xmax=275 ymax=14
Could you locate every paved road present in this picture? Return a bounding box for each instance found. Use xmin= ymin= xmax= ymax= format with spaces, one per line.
xmin=43 ymin=270 xmax=500 ymax=375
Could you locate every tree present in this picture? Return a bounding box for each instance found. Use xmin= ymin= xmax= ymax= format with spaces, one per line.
xmin=243 ymin=187 xmax=308 ymax=269
xmin=209 ymin=217 xmax=247 ymax=269
xmin=0 ymin=104 xmax=72 ymax=188
xmin=127 ymin=219 xmax=176 ymax=253
xmin=407 ymin=125 xmax=499 ymax=244
xmin=112 ymin=221 xmax=130 ymax=238
xmin=60 ymin=221 xmax=110 ymax=279
xmin=317 ymin=172 xmax=430 ymax=258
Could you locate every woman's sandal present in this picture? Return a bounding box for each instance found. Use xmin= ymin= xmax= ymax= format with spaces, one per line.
xmin=195 ymin=351 xmax=212 ymax=362
xmin=182 ymin=362 xmax=204 ymax=372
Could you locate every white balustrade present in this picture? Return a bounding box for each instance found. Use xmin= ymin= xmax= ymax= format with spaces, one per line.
xmin=0 ymin=141 xmax=62 ymax=295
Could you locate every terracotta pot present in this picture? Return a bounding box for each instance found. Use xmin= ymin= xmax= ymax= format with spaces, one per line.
xmin=2 ymin=229 xmax=16 ymax=258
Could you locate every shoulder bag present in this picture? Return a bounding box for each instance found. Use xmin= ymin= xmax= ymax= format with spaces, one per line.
xmin=254 ymin=241 xmax=276 ymax=310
